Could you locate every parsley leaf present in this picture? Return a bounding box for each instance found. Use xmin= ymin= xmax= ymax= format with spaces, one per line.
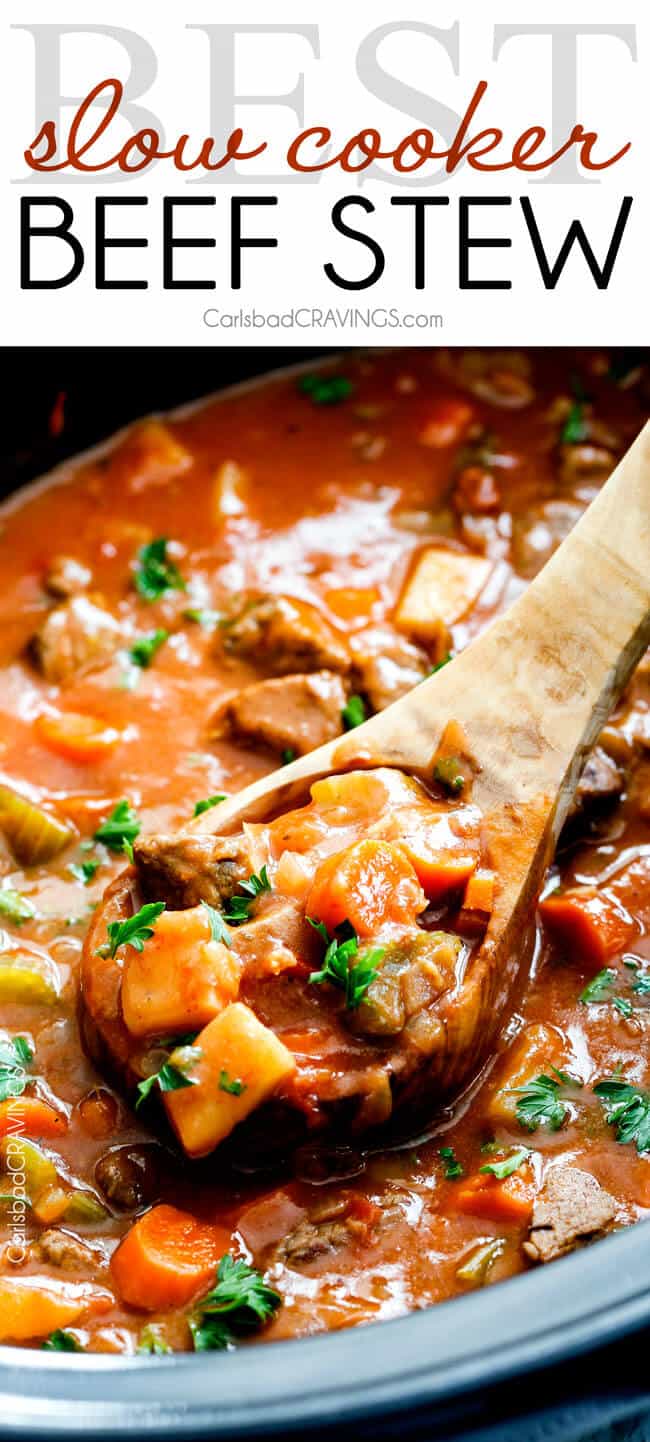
xmin=193 ymin=795 xmax=226 ymax=818
xmin=511 ymin=1073 xmax=570 ymax=1132
xmin=219 ymin=1070 xmax=246 ymax=1096
xmin=129 ymin=629 xmax=168 ymax=668
xmin=307 ymin=919 xmax=383 ymax=1010
xmin=580 ymin=968 xmax=617 ymax=1004
xmin=632 ymin=973 xmax=650 ymax=995
xmin=613 ymin=996 xmax=634 ymax=1018
xmin=69 ymin=860 xmax=99 ymax=886
xmin=298 ymin=374 xmax=353 ymax=406
xmin=134 ymin=538 xmax=186 ymax=601
xmin=94 ymin=800 xmax=141 ymax=855
xmin=561 ymin=401 xmax=588 ymax=445
xmin=594 ymin=1078 xmax=650 ymax=1152
xmin=480 ymin=1147 xmax=530 ymax=1180
xmin=439 ymin=1146 xmax=463 ymax=1180
xmin=341 ymin=694 xmax=366 ymax=731
xmin=190 ymin=1255 xmax=281 ymax=1351
xmin=201 ymin=902 xmax=232 ymax=948
xmin=223 ymin=867 xmax=271 ymax=925
xmin=0 ymin=1036 xmax=33 ymax=1103
xmin=0 ymin=890 xmax=35 ymax=924
xmin=42 ymin=1330 xmax=82 ymax=1352
xmin=428 ymin=652 xmax=453 ymax=676
xmin=97 ymin=901 xmax=165 ymax=960
xmin=183 ymin=608 xmax=223 ymax=629
xmin=135 ymin=1055 xmax=199 ymax=1111
xmin=281 ymin=748 xmax=296 ymax=766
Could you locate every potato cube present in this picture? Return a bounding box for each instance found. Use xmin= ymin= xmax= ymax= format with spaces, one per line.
xmin=164 ymin=1003 xmax=296 ymax=1158
xmin=487 ymin=1022 xmax=570 ymax=1128
xmin=121 ymin=906 xmax=240 ymax=1038
xmin=395 ymin=547 xmax=492 ymax=644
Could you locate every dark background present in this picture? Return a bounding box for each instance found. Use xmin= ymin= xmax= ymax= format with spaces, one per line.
xmin=0 ymin=347 xmax=338 ymax=493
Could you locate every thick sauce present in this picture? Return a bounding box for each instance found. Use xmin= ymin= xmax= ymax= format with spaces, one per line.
xmin=0 ymin=348 xmax=648 ymax=1354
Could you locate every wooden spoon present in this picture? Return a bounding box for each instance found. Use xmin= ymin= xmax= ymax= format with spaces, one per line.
xmin=181 ymin=421 xmax=650 ymax=1096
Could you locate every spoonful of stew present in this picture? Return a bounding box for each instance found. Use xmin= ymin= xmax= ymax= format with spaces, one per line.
xmin=82 ymin=423 xmax=650 ymax=1165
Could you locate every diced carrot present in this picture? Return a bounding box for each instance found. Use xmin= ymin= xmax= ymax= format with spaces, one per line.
xmin=306 ymin=839 xmax=426 ymax=937
xmin=539 ymin=885 xmax=634 ymax=968
xmin=110 ymin=1204 xmax=230 ymax=1311
xmin=0 ymin=1097 xmax=68 ymax=1140
xmin=0 ymin=1277 xmax=113 ymax=1342
xmin=456 ymin=1170 xmax=535 ymax=1225
xmin=121 ymin=905 xmax=241 ymax=1038
xmin=32 ymin=1185 xmax=71 ymax=1225
xmin=35 ymin=712 xmax=121 ymax=764
xmin=324 ymin=587 xmax=380 ymax=621
xmin=164 ymin=1004 xmax=296 ymax=1159
xmin=399 ymin=842 xmax=477 ymax=903
xmin=463 ymin=868 xmax=495 ymax=914
xmin=418 ymin=399 xmax=474 ymax=448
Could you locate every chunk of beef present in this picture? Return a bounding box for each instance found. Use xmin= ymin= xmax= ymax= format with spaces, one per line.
xmin=523 ymin=1165 xmax=617 ymax=1264
xmin=134 ymin=833 xmax=255 ymax=909
xmin=214 ymin=671 xmax=347 ymax=756
xmin=566 ymin=747 xmax=624 ymax=827
xmin=35 ymin=1228 xmax=103 ymax=1272
xmin=274 ymin=1195 xmax=374 ymax=1265
xmin=349 ymin=627 xmax=428 ymax=712
xmin=43 ymin=555 xmax=92 ymax=599
xmin=231 ymin=894 xmax=316 ymax=978
xmin=94 ymin=1145 xmax=161 ymax=1213
xmin=221 ymin=594 xmax=349 ymax=675
xmin=30 ymin=595 xmax=122 ymax=684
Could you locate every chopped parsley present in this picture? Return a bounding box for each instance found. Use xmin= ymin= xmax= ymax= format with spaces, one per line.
xmin=136 ymin=1052 xmax=200 ymax=1111
xmin=190 ymin=1255 xmax=281 ymax=1352
xmin=433 ymin=756 xmax=465 ymax=794
xmin=281 ymin=748 xmax=296 ymax=766
xmin=93 ymin=800 xmax=141 ymax=855
xmin=428 ymin=652 xmax=453 ymax=676
xmin=0 ymin=890 xmax=35 ymax=924
xmin=298 ymin=374 xmax=353 ymax=407
xmin=511 ymin=1071 xmax=572 ymax=1132
xmin=134 ymin=538 xmax=186 ymax=601
xmin=439 ymin=1146 xmax=463 ymax=1180
xmin=201 ymin=901 xmax=232 ymax=948
xmin=193 ymin=795 xmax=226 ymax=818
xmin=580 ymin=968 xmax=617 ymax=1004
xmin=561 ymin=400 xmax=588 ymax=445
xmin=632 ymin=973 xmax=650 ymax=995
xmin=307 ymin=919 xmax=383 ymax=1010
xmin=97 ymin=901 xmax=165 ymax=961
xmin=594 ymin=1079 xmax=650 ymax=1152
xmin=219 ymin=1070 xmax=246 ymax=1097
xmin=223 ymin=868 xmax=271 ymax=925
xmin=612 ymin=996 xmax=634 ymax=1019
xmin=129 ymin=629 xmax=168 ymax=668
xmin=341 ymin=694 xmax=366 ymax=730
xmin=480 ymin=1147 xmax=530 ymax=1180
xmin=69 ymin=860 xmax=100 ymax=886
xmin=183 ymin=608 xmax=223 ymax=629
xmin=0 ymin=1036 xmax=34 ymax=1103
xmin=42 ymin=1330 xmax=82 ymax=1353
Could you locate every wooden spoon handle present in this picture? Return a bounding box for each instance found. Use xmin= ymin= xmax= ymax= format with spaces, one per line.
xmin=387 ymin=422 xmax=650 ymax=828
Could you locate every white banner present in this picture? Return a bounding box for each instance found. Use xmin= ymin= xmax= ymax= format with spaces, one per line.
xmin=1 ymin=0 xmax=647 ymax=346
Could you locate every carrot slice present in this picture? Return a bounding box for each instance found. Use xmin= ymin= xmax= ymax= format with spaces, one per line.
xmin=324 ymin=587 xmax=380 ymax=621
xmin=306 ymin=839 xmax=426 ymax=937
xmin=35 ymin=712 xmax=121 ymax=764
xmin=399 ymin=841 xmax=477 ymax=902
xmin=0 ymin=1097 xmax=68 ymax=1140
xmin=463 ymin=868 xmax=495 ymax=914
xmin=110 ymin=1204 xmax=230 ymax=1311
xmin=456 ymin=1170 xmax=535 ymax=1225
xmin=539 ymin=885 xmax=634 ymax=967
